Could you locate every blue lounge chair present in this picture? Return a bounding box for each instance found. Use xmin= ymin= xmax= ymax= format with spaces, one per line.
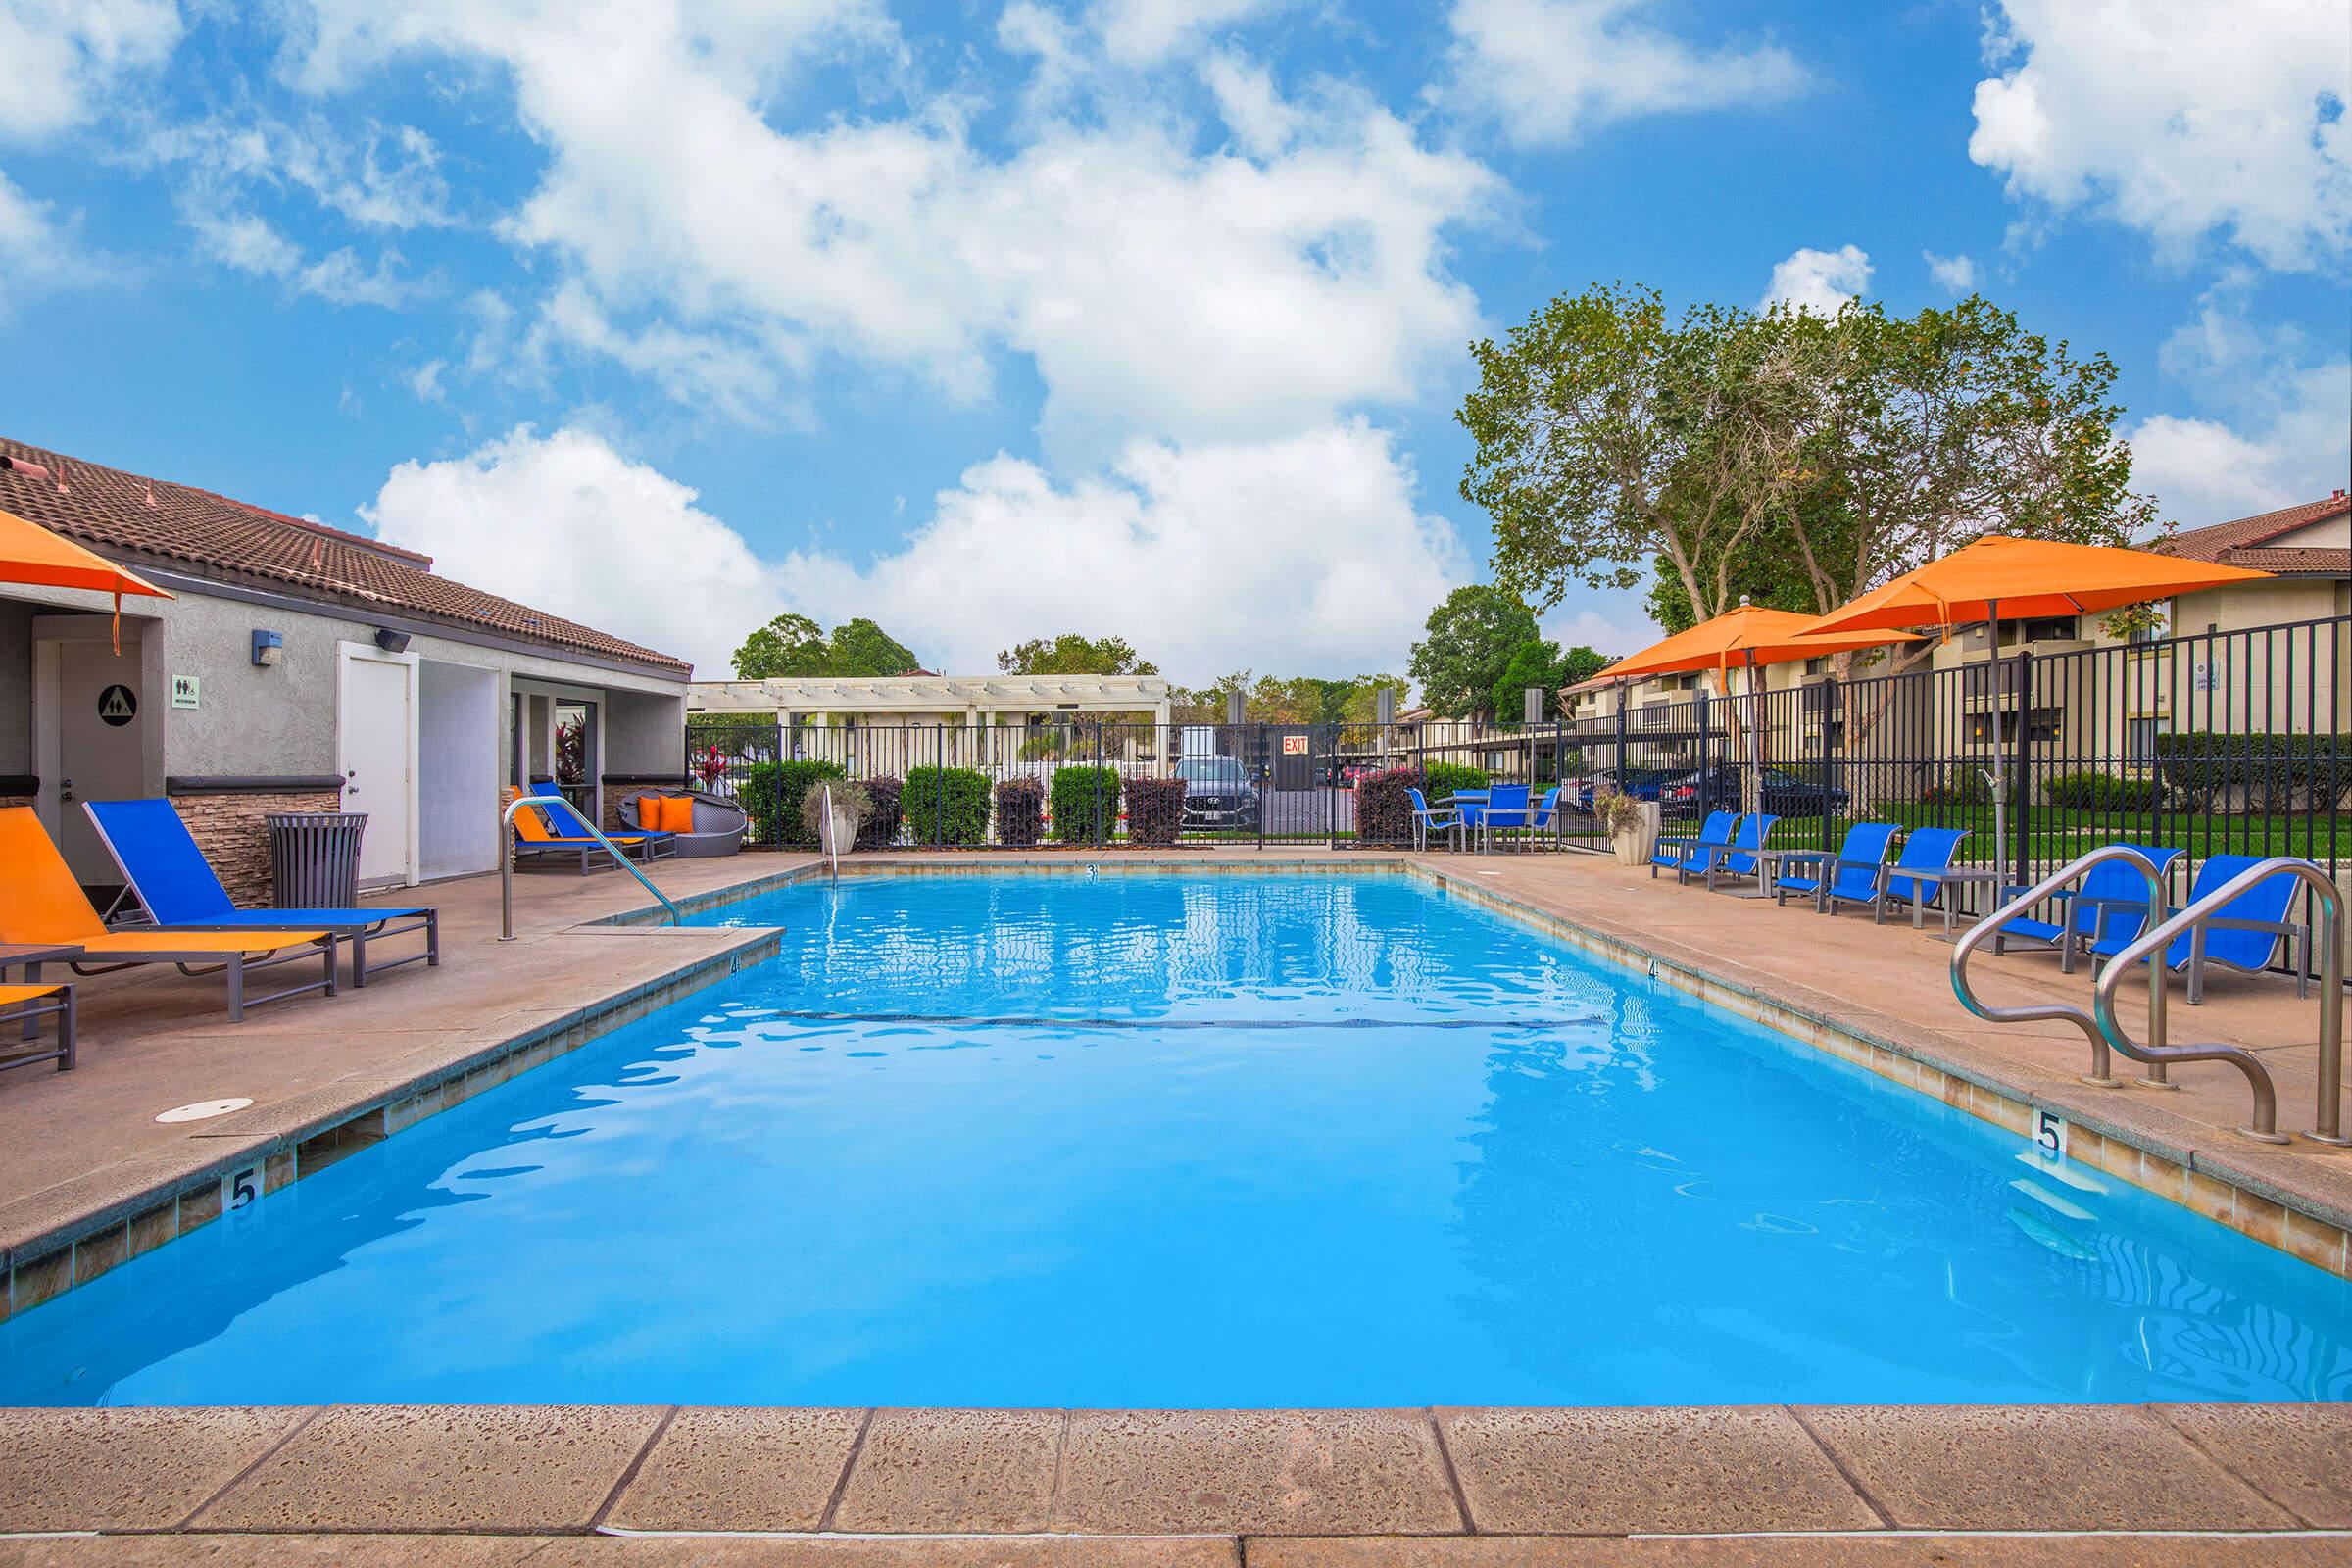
xmin=1774 ymin=822 xmax=1899 ymax=912
xmin=1652 ymin=810 xmax=1736 ymax=879
xmin=2082 ymin=853 xmax=2310 ymax=1002
xmin=1477 ymin=783 xmax=1533 ymax=852
xmin=514 ymin=787 xmax=677 ymax=873
xmin=1696 ymin=811 xmax=1780 ymax=889
xmin=1405 ymin=787 xmax=1462 ymax=852
xmin=1527 ymin=786 xmax=1561 ymax=848
xmin=1995 ymin=842 xmax=2180 ymax=973
xmin=83 ymin=798 xmax=437 ymax=986
xmin=1830 ymin=826 xmax=1970 ymax=931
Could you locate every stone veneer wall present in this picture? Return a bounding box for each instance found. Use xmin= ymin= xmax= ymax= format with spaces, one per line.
xmin=169 ymin=791 xmax=342 ymax=906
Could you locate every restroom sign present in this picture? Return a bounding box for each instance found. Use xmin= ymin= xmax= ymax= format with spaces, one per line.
xmin=97 ymin=684 xmax=137 ymax=726
xmin=172 ymin=674 xmax=201 ymax=709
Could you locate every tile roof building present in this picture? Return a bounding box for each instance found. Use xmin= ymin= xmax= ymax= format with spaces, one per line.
xmin=2 ymin=435 xmax=694 ymax=898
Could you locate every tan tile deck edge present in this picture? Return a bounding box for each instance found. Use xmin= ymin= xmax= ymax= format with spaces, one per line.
xmin=4 ymin=1404 xmax=2345 ymax=1540
xmin=0 ymin=927 xmax=784 ymax=1315
xmin=1399 ymin=862 xmax=2352 ymax=1279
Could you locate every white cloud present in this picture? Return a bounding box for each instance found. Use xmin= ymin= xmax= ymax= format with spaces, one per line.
xmin=1922 ymin=250 xmax=1977 ymax=293
xmin=182 ymin=202 xmax=433 ymax=308
xmin=364 ymin=422 xmax=1466 ymax=680
xmin=0 ymin=170 xmax=84 ymax=317
xmin=1200 ymin=51 xmax=1299 ymax=159
xmin=2127 ymin=284 xmax=2351 ymax=527
xmin=0 ymin=0 xmax=180 ymax=141
xmin=1762 ymin=243 xmax=1870 ymax=314
xmin=282 ymin=0 xmax=1495 ymax=452
xmin=1443 ymin=0 xmax=1805 ymax=148
xmin=1968 ymin=0 xmax=2352 ymax=270
xmin=1097 ymin=0 xmax=1287 ymax=65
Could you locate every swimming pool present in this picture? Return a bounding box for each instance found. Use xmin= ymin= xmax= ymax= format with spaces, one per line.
xmin=3 ymin=870 xmax=2345 ymax=1406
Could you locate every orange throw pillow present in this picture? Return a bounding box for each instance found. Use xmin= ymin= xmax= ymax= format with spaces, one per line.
xmin=636 ymin=795 xmax=665 ymax=831
xmin=656 ymin=796 xmax=696 ymax=833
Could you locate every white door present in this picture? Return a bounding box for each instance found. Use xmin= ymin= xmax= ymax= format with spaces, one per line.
xmin=338 ymin=651 xmax=416 ymax=887
xmin=56 ymin=643 xmax=147 ymax=883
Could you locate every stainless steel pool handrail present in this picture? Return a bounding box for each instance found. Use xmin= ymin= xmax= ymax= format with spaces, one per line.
xmin=2093 ymin=857 xmax=2343 ymax=1148
xmin=499 ymin=794 xmax=681 ymax=941
xmin=1951 ymin=844 xmax=2170 ymax=1091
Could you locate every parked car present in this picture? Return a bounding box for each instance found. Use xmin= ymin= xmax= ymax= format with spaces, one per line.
xmin=1176 ymin=756 xmax=1260 ymax=830
xmin=1563 ymin=767 xmax=1675 ymax=810
xmin=1655 ymin=765 xmax=1850 ymax=818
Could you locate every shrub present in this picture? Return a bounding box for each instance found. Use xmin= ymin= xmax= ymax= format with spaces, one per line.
xmin=2041 ymin=771 xmax=2159 ymax=811
xmin=799 ymin=777 xmax=872 ymax=843
xmin=738 ymin=759 xmax=845 ymax=846
xmin=904 ymin=765 xmax=990 ymax=846
xmin=1916 ymin=771 xmax=1990 ymax=808
xmin=1355 ymin=766 xmax=1420 ymax=845
xmin=856 ymin=775 xmax=903 ymax=849
xmin=1050 ymin=763 xmax=1120 ymax=844
xmin=1422 ymin=760 xmax=1489 ymax=799
xmin=2153 ymin=731 xmax=2350 ymax=810
xmin=994 ymin=776 xmax=1044 ymax=847
xmin=1123 ymin=775 xmax=1187 ymax=845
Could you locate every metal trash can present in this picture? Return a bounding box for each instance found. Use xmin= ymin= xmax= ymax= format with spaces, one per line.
xmin=268 ymin=811 xmax=368 ymax=908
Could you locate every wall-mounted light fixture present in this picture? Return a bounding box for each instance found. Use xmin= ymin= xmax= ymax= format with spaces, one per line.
xmin=373 ymin=628 xmax=412 ymax=654
xmin=251 ymin=628 xmax=283 ymax=667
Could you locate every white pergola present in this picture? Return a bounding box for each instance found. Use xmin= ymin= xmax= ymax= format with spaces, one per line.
xmin=688 ymin=673 xmax=1175 ymax=731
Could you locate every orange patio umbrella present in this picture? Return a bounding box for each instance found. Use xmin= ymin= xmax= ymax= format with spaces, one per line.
xmin=0 ymin=506 xmax=172 ymax=651
xmin=1808 ymin=533 xmax=2274 ymax=886
xmin=1597 ymin=600 xmax=1919 ymax=791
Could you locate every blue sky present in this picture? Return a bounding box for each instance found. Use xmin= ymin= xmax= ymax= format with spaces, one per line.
xmin=1 ymin=0 xmax=2345 ymax=681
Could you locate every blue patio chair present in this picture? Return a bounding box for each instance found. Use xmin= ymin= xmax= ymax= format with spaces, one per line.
xmin=514 ymin=786 xmax=677 ymax=873
xmin=1527 ymin=786 xmax=1561 ymax=846
xmin=1476 ymin=784 xmax=1533 ymax=852
xmin=1773 ymin=822 xmax=1899 ymax=912
xmin=83 ymin=798 xmax=438 ymax=986
xmin=1652 ymin=809 xmax=1735 ymax=879
xmin=2082 ymin=853 xmax=2310 ymax=1002
xmin=1995 ymin=842 xmax=2180 ymax=973
xmin=1404 ymin=787 xmax=1463 ymax=852
xmin=1695 ymin=811 xmax=1779 ymax=889
xmin=1830 ymin=826 xmax=1970 ymax=931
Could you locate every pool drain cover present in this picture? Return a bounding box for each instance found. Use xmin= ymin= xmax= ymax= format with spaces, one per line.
xmin=156 ymin=1098 xmax=254 ymax=1124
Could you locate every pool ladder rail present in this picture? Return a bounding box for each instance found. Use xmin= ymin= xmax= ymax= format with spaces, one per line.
xmin=498 ymin=795 xmax=683 ymax=941
xmin=1950 ymin=848 xmax=2345 ymax=1148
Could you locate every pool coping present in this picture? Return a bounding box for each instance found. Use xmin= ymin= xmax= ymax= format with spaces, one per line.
xmin=1 ymin=1401 xmax=2346 ymax=1542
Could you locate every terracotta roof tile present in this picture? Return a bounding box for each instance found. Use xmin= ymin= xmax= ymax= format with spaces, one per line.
xmin=0 ymin=435 xmax=689 ymax=674
xmin=2161 ymin=492 xmax=2350 ymax=574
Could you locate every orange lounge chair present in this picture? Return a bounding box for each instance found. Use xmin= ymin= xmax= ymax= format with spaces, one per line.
xmin=0 ymin=808 xmax=336 ymax=1023
xmin=0 ymin=982 xmax=74 ymax=1072
xmin=504 ymin=787 xmax=674 ymax=875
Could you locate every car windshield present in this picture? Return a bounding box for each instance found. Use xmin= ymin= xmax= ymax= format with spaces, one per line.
xmin=1176 ymin=759 xmax=1246 ymax=785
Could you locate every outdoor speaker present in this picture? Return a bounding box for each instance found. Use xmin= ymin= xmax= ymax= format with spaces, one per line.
xmin=373 ymin=628 xmax=411 ymax=654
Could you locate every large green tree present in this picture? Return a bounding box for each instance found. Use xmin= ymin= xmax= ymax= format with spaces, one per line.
xmin=997 ymin=633 xmax=1160 ymax=675
xmin=1408 ymin=585 xmax=1539 ymax=719
xmin=1489 ymin=638 xmax=1611 ymax=721
xmin=1463 ymin=285 xmax=2157 ymax=677
xmin=730 ymin=614 xmax=922 ymax=678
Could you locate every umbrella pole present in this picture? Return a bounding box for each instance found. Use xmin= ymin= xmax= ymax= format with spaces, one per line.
xmin=1746 ymin=651 xmax=1764 ymax=816
xmin=1987 ymin=597 xmax=2006 ymax=895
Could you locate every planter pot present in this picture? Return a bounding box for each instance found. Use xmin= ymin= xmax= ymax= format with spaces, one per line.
xmin=817 ymin=808 xmax=858 ymax=857
xmin=1609 ymin=802 xmax=1661 ymax=866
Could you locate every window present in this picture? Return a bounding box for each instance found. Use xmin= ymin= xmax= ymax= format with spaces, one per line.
xmin=2021 ymin=616 xmax=2078 ymax=643
xmin=2127 ymin=717 xmax=2166 ymax=761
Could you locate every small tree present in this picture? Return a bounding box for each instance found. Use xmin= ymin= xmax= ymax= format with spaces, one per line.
xmin=997 ymin=634 xmax=1159 ymax=675
xmin=1408 ymin=585 xmax=1539 ymax=720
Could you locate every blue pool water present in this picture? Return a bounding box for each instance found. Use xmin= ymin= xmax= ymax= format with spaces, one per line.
xmin=3 ymin=870 xmax=2346 ymax=1406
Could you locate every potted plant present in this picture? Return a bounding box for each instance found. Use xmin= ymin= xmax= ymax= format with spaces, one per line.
xmin=1592 ymin=784 xmax=1659 ymax=866
xmin=800 ymin=778 xmax=871 ymax=857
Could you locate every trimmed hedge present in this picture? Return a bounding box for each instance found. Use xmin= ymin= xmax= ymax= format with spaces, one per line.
xmin=995 ymin=776 xmax=1045 ymax=847
xmin=1356 ymin=766 xmax=1420 ymax=845
xmin=856 ymin=775 xmax=903 ymax=849
xmin=1050 ymin=764 xmax=1120 ymax=844
xmin=2042 ymin=771 xmax=2160 ymax=811
xmin=739 ymin=759 xmax=845 ymax=846
xmin=1422 ymin=760 xmax=1489 ymax=799
xmin=904 ymin=765 xmax=990 ymax=846
xmin=1124 ymin=775 xmax=1187 ymax=845
xmin=2154 ymin=731 xmax=2350 ymax=808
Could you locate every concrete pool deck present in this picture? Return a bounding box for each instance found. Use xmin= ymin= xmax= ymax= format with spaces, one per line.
xmin=2 ymin=846 xmax=2349 ymax=1559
